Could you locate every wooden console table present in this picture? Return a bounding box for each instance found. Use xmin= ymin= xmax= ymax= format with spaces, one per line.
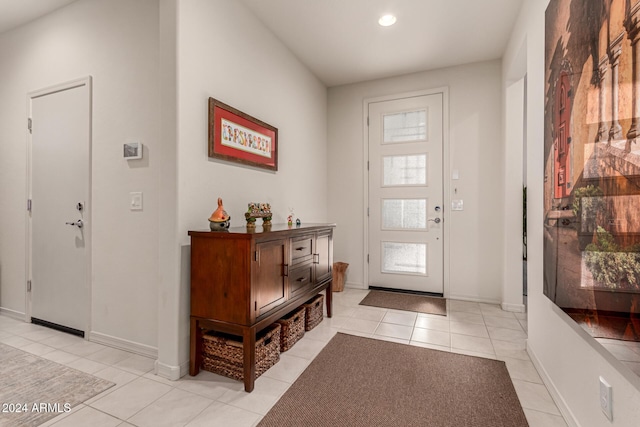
xmin=188 ymin=223 xmax=335 ymax=392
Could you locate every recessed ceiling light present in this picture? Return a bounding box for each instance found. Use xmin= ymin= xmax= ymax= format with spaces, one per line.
xmin=378 ymin=14 xmax=397 ymax=27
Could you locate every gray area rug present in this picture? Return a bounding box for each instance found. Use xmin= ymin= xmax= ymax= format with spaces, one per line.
xmin=0 ymin=342 xmax=114 ymax=427
xmin=359 ymin=290 xmax=447 ymax=316
xmin=258 ymin=333 xmax=528 ymax=427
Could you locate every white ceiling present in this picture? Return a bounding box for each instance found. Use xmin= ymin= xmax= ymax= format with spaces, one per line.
xmin=0 ymin=0 xmax=524 ymax=87
xmin=241 ymin=0 xmax=524 ymax=87
xmin=0 ymin=0 xmax=78 ymax=34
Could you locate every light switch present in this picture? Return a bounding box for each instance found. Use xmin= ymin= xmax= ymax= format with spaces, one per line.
xmin=130 ymin=192 xmax=143 ymax=211
xmin=452 ymin=169 xmax=459 ymax=180
xmin=452 ymin=199 xmax=463 ymax=211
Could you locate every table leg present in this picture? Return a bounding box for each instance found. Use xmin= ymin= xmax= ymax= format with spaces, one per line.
xmin=189 ymin=317 xmax=201 ymax=376
xmin=242 ymin=327 xmax=256 ymax=392
xmin=326 ymin=281 xmax=333 ymax=318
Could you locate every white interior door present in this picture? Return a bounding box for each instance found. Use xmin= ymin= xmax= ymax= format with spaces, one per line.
xmin=368 ymin=93 xmax=444 ymax=294
xmin=29 ymin=78 xmax=91 ymax=335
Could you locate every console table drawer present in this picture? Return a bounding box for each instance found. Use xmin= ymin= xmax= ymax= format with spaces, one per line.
xmin=291 ymin=235 xmax=313 ymax=266
xmin=289 ymin=264 xmax=313 ymax=297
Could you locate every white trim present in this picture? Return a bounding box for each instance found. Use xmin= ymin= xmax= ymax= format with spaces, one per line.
xmin=90 ymin=331 xmax=158 ymax=359
xmin=345 ymin=282 xmax=366 ymax=290
xmin=363 ymin=87 xmax=450 ymax=297
xmin=0 ymin=307 xmax=26 ymax=321
xmin=448 ymin=295 xmax=502 ymax=305
xmin=501 ymin=302 xmax=526 ymax=313
xmin=154 ymin=360 xmax=189 ymax=381
xmin=527 ymin=341 xmax=580 ymax=427
xmin=26 ymin=76 xmax=93 ymax=336
xmin=363 ymin=99 xmax=370 ymax=289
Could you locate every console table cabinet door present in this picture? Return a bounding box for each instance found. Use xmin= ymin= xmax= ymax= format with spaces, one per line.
xmin=190 ymin=237 xmax=251 ymax=324
xmin=254 ymin=239 xmax=288 ymax=318
xmin=314 ymin=230 xmax=333 ymax=284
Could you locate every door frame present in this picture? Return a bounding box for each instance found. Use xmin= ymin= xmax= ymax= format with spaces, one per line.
xmin=25 ymin=76 xmax=93 ymax=336
xmin=363 ymin=87 xmax=450 ymax=297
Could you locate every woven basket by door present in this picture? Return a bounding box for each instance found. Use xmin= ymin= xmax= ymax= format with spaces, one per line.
xmin=201 ymin=323 xmax=280 ymax=381
xmin=303 ymin=294 xmax=324 ymax=331
xmin=275 ymin=306 xmax=306 ymax=352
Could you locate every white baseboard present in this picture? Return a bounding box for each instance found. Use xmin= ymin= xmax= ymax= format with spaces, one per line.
xmin=501 ymin=302 xmax=526 ymax=313
xmin=154 ymin=360 xmax=189 ymax=381
xmin=154 ymin=360 xmax=180 ymax=381
xmin=344 ymin=282 xmax=365 ymax=289
xmin=527 ymin=341 xmax=580 ymax=427
xmin=448 ymin=294 xmax=501 ymax=305
xmin=0 ymin=307 xmax=26 ymax=321
xmin=90 ymin=331 xmax=158 ymax=359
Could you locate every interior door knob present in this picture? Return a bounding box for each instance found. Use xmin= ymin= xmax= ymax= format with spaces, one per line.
xmin=428 ymin=218 xmax=441 ymax=224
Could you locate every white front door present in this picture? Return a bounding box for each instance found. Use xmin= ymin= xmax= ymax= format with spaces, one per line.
xmin=368 ymin=93 xmax=444 ymax=294
xmin=29 ymin=78 xmax=91 ymax=335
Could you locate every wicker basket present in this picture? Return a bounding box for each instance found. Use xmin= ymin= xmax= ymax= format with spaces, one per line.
xmin=201 ymin=323 xmax=281 ymax=381
xmin=276 ymin=306 xmax=306 ymax=352
xmin=303 ymin=294 xmax=324 ymax=331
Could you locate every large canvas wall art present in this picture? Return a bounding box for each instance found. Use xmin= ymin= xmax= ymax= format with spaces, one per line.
xmin=544 ymin=0 xmax=640 ymax=347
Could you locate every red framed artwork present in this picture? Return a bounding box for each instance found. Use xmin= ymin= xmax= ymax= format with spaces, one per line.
xmin=208 ymin=98 xmax=278 ymax=171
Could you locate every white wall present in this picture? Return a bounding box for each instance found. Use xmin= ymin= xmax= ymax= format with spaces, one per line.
xmin=170 ymin=0 xmax=328 ymax=373
xmin=327 ymin=61 xmax=504 ymax=303
xmin=0 ymin=0 xmax=160 ymax=349
xmin=156 ymin=0 xmax=180 ymax=375
xmin=502 ymin=77 xmax=525 ymax=312
xmin=504 ymin=0 xmax=640 ymax=426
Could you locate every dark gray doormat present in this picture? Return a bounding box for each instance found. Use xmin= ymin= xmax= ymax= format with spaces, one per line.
xmin=258 ymin=333 xmax=528 ymax=427
xmin=359 ymin=290 xmax=447 ymax=315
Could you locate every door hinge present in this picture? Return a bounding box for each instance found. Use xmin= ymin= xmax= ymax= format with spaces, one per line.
xmin=367 ymin=254 xmax=370 ymax=263
xmin=367 ymin=207 xmax=369 ymax=216
xmin=367 ymin=116 xmax=369 ymax=126
xmin=27 ymin=280 xmax=32 ymax=292
xmin=28 ymin=118 xmax=32 ymax=133
xmin=254 ymin=301 xmax=257 ymax=311
xmin=254 ymin=251 xmax=260 ymax=264
xmin=27 ymin=199 xmax=32 ymax=212
xmin=367 ymin=161 xmax=369 ymax=171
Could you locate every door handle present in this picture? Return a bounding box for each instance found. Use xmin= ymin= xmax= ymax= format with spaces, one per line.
xmin=428 ymin=218 xmax=441 ymax=224
xmin=65 ymin=219 xmax=83 ymax=229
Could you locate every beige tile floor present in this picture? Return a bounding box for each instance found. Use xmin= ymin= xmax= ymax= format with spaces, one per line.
xmin=0 ymin=288 xmax=569 ymax=427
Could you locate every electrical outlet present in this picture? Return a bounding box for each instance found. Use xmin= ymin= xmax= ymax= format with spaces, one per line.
xmin=599 ymin=376 xmax=613 ymax=421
